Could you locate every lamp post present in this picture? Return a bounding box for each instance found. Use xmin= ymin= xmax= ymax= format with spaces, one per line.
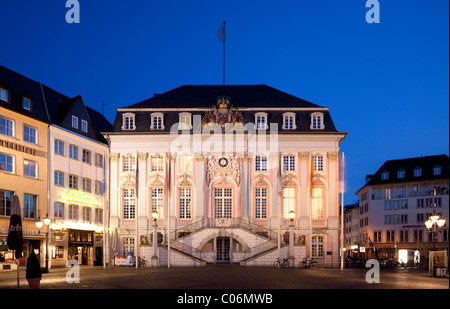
xmin=288 ymin=210 xmax=295 ymax=268
xmin=36 ymin=215 xmax=56 ymax=273
xmin=425 ymin=210 xmax=446 ymax=251
xmin=151 ymin=211 xmax=158 ymax=267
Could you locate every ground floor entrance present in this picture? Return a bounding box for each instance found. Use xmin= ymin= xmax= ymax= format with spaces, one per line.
xmin=216 ymin=237 xmax=230 ymax=263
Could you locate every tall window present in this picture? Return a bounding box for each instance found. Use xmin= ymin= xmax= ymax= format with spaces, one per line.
xmin=0 ymin=190 xmax=13 ymax=216
xmin=283 ymin=188 xmax=295 ymax=219
xmin=178 ymin=155 xmax=192 ymax=174
xmin=122 ymin=156 xmax=136 ymax=172
xmin=82 ymin=207 xmax=91 ymax=221
xmin=69 ymin=205 xmax=79 ymax=220
xmin=215 ymin=188 xmax=232 ymax=218
xmin=312 ymin=236 xmax=324 ymax=257
xmin=255 ymin=113 xmax=267 ymax=130
xmin=179 ymin=113 xmax=192 ymax=130
xmin=311 ymin=188 xmax=324 ymax=219
xmin=397 ymin=169 xmax=405 ymax=179
xmin=69 ymin=174 xmax=78 ymax=189
xmin=0 ymin=153 xmax=14 ymax=173
xmin=255 ymin=188 xmax=267 ymax=219
xmin=81 ymin=120 xmax=88 ymax=133
xmin=151 ymin=156 xmax=164 ymax=172
xmin=23 ymin=125 xmax=37 ymax=144
xmin=82 ymin=149 xmax=91 ymax=164
xmin=122 ymin=113 xmax=136 ymax=130
xmin=23 ymin=160 xmax=37 ymax=178
xmin=54 ymin=202 xmax=64 ymax=219
xmin=82 ymin=178 xmax=91 ymax=192
xmin=313 ymin=155 xmax=324 ymax=172
xmin=151 ymin=113 xmax=164 ymax=130
xmin=23 ymin=194 xmax=37 ymax=219
xmin=282 ymin=113 xmax=296 ymax=130
xmin=414 ymin=168 xmax=422 ymax=177
xmin=151 ymin=188 xmax=164 ymax=216
xmin=283 ymin=155 xmax=295 ymax=172
xmin=433 ymin=166 xmax=442 ymax=175
xmin=95 ymin=153 xmax=103 ymax=168
xmin=55 ymin=140 xmax=64 ymax=156
xmin=95 ymin=181 xmax=102 ymax=195
xmin=69 ymin=145 xmax=78 ymax=160
xmin=311 ymin=113 xmax=324 ymax=130
xmin=0 ymin=117 xmax=14 ymax=137
xmin=72 ymin=116 xmax=78 ymax=129
xmin=255 ymin=155 xmax=268 ymax=172
xmin=95 ymin=209 xmax=103 ymax=223
xmin=179 ymin=188 xmax=192 ymax=219
xmin=123 ymin=188 xmax=136 ymax=219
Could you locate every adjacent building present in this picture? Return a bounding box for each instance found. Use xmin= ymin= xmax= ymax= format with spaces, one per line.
xmin=354 ymin=154 xmax=449 ymax=264
xmin=0 ymin=65 xmax=111 ymax=269
xmin=103 ymin=85 xmax=347 ymax=267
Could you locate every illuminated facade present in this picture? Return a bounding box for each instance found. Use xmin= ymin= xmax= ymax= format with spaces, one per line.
xmin=0 ymin=65 xmax=111 ymax=269
xmin=104 ymin=85 xmax=346 ymax=267
xmin=355 ymin=155 xmax=449 ymax=262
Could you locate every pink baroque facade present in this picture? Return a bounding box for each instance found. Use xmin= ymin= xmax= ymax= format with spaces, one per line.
xmin=103 ymin=85 xmax=347 ymax=267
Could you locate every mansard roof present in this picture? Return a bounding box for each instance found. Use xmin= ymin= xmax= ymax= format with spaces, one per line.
xmin=0 ymin=64 xmax=111 ymax=143
xmin=357 ymin=154 xmax=449 ymax=192
xmin=110 ymin=84 xmax=342 ymax=134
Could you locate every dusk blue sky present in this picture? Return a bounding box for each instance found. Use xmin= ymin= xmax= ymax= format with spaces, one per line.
xmin=1 ymin=0 xmax=448 ymax=205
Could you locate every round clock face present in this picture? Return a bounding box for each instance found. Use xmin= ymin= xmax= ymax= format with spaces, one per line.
xmin=218 ymin=157 xmax=229 ymax=168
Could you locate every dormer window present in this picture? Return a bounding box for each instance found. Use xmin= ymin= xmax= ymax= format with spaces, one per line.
xmin=179 ymin=112 xmax=192 ymax=130
xmin=22 ymin=97 xmax=32 ymax=111
xmin=150 ymin=113 xmax=164 ymax=130
xmin=381 ymin=171 xmax=389 ymax=180
xmin=0 ymin=88 xmax=9 ymax=102
xmin=311 ymin=112 xmax=324 ymax=130
xmin=255 ymin=112 xmax=267 ymax=130
xmin=414 ymin=167 xmax=422 ymax=177
xmin=122 ymin=113 xmax=136 ymax=130
xmin=72 ymin=116 xmax=78 ymax=129
xmin=397 ymin=169 xmax=405 ymax=179
xmin=282 ymin=113 xmax=296 ymax=130
xmin=433 ymin=165 xmax=442 ymax=176
xmin=81 ymin=120 xmax=88 ymax=133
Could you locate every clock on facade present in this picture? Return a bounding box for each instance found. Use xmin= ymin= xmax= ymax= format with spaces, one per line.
xmin=218 ymin=157 xmax=229 ymax=168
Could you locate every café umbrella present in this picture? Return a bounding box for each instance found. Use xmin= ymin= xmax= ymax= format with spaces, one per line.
xmin=7 ymin=194 xmax=23 ymax=287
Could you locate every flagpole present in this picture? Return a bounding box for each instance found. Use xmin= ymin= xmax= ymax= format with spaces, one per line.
xmin=136 ymin=151 xmax=139 ymax=269
xmin=340 ymin=152 xmax=345 ymax=270
xmin=222 ymin=21 xmax=226 ymax=86
xmin=167 ymin=153 xmax=171 ymax=268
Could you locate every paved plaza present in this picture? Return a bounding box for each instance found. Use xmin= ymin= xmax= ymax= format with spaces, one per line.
xmin=0 ymin=264 xmax=448 ymax=290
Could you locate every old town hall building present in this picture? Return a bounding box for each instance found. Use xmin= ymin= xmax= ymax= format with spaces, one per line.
xmin=103 ymin=85 xmax=347 ymax=267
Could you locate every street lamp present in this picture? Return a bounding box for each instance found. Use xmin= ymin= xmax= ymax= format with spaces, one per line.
xmin=424 ymin=210 xmax=446 ymax=250
xmin=36 ymin=215 xmax=56 ymax=273
xmin=288 ymin=210 xmax=295 ymax=268
xmin=151 ymin=210 xmax=158 ymax=267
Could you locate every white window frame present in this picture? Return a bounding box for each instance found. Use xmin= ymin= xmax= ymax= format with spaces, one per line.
xmin=23 ymin=159 xmax=37 ymax=178
xmin=255 ymin=187 xmax=267 ymax=219
xmin=311 ymin=236 xmax=324 ymax=258
xmin=122 ymin=155 xmax=136 ymax=172
xmin=282 ymin=187 xmax=295 ymax=219
xmin=121 ymin=113 xmax=136 ymax=130
xmin=313 ymin=155 xmax=324 ymax=172
xmin=54 ymin=140 xmax=64 ymax=156
xmin=282 ymin=112 xmax=296 ymax=130
xmin=397 ymin=169 xmax=405 ymax=179
xmin=23 ymin=125 xmax=37 ymax=144
xmin=255 ymin=112 xmax=268 ymax=130
xmin=0 ymin=153 xmax=14 ymax=174
xmin=414 ymin=168 xmax=422 ymax=177
xmin=23 ymin=194 xmax=37 ymax=219
xmin=123 ymin=188 xmax=136 ymax=220
xmin=0 ymin=116 xmax=14 ymax=137
xmin=81 ymin=120 xmax=88 ymax=133
xmin=179 ymin=112 xmax=192 ymax=130
xmin=311 ymin=112 xmax=325 ymax=130
xmin=82 ymin=178 xmax=91 ymax=192
xmin=283 ymin=155 xmax=296 ymax=172
xmin=69 ymin=174 xmax=78 ymax=189
xmin=255 ymin=155 xmax=268 ymax=172
xmin=150 ymin=113 xmax=164 ymax=130
xmin=151 ymin=155 xmax=164 ymax=172
xmin=69 ymin=144 xmax=78 ymax=160
xmin=151 ymin=187 xmax=164 ymax=216
xmin=69 ymin=204 xmax=79 ymax=220
xmin=72 ymin=115 xmax=78 ymax=129
xmin=312 ymin=188 xmax=324 ymax=219
xmin=179 ymin=187 xmax=192 ymax=219
xmin=433 ymin=166 xmax=442 ymax=176
xmin=54 ymin=202 xmax=64 ymax=219
xmin=381 ymin=171 xmax=389 ymax=180
xmin=54 ymin=170 xmax=64 ymax=186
